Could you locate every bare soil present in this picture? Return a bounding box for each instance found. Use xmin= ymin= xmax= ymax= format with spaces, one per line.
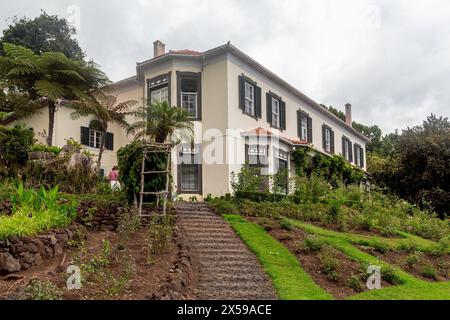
xmin=0 ymin=227 xmax=189 ymax=300
xmin=359 ymin=246 xmax=450 ymax=282
xmin=249 ymin=217 xmax=392 ymax=299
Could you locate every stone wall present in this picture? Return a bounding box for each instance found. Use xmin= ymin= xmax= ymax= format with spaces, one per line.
xmin=0 ymin=224 xmax=82 ymax=273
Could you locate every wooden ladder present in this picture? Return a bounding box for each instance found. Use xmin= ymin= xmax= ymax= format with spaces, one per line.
xmin=139 ymin=142 xmax=172 ymax=217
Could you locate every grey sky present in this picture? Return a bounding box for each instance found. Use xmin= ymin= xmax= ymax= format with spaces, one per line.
xmin=1 ymin=0 xmax=449 ymax=133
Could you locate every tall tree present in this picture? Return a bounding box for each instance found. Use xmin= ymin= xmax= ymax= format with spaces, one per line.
xmin=0 ymin=11 xmax=85 ymax=60
xmin=71 ymin=91 xmax=137 ymax=170
xmin=127 ymin=101 xmax=193 ymax=143
xmin=0 ymin=43 xmax=109 ymax=145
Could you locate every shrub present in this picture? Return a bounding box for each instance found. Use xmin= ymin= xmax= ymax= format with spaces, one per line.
xmin=279 ymin=218 xmax=294 ymax=231
xmin=371 ymin=240 xmax=391 ymax=254
xmin=319 ymin=251 xmax=340 ymax=281
xmin=420 ymin=264 xmax=438 ymax=280
xmin=231 ymin=165 xmax=269 ymax=193
xmin=146 ymin=216 xmax=173 ymax=256
xmin=235 ymin=191 xmax=286 ymax=203
xmin=117 ymin=141 xmax=168 ymax=204
xmin=25 ymin=280 xmax=61 ymax=300
xmin=30 ymin=144 xmax=62 ymax=156
xmin=117 ymin=208 xmax=141 ymax=237
xmin=0 ymin=125 xmax=34 ymax=176
xmin=404 ymin=253 xmax=421 ymax=268
xmin=347 ymin=274 xmax=364 ymax=292
xmin=303 ymin=235 xmax=324 ymax=252
xmin=258 ymin=217 xmax=275 ymax=231
xmin=209 ymin=198 xmax=237 ymax=215
xmin=0 ymin=183 xmax=77 ymax=240
xmin=381 ymin=265 xmax=404 ymax=285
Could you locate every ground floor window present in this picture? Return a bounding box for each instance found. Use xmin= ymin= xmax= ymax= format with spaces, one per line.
xmin=179 ymin=164 xmax=201 ymax=193
xmin=89 ymin=129 xmax=103 ymax=149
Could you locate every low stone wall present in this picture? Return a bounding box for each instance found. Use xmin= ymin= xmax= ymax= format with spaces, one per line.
xmin=76 ymin=200 xmax=128 ymax=231
xmin=0 ymin=224 xmax=81 ymax=273
xmin=152 ymin=227 xmax=195 ymax=300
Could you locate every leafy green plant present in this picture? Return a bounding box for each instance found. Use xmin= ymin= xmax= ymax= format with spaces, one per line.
xmin=319 ymin=251 xmax=340 ymax=281
xmin=30 ymin=144 xmax=62 ymax=156
xmin=404 ymin=253 xmax=421 ymax=268
xmin=347 ymin=274 xmax=364 ymax=292
xmin=257 ymin=217 xmax=275 ymax=231
xmin=279 ymin=218 xmax=294 ymax=231
xmin=25 ymin=280 xmax=61 ymax=300
xmin=381 ymin=265 xmax=404 ymax=285
xmin=145 ymin=216 xmax=173 ymax=259
xmin=371 ymin=240 xmax=391 ymax=254
xmin=420 ymin=264 xmax=438 ymax=280
xmin=302 ymin=235 xmax=324 ymax=252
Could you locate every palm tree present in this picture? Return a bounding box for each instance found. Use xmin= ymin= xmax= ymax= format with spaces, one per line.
xmin=71 ymin=90 xmax=137 ymax=170
xmin=127 ymin=100 xmax=193 ymax=143
xmin=0 ymin=43 xmax=109 ymax=146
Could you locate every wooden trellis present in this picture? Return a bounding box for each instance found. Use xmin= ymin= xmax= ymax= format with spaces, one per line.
xmin=139 ymin=142 xmax=173 ymax=217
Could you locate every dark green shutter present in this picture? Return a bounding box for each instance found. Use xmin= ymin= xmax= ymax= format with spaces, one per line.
xmin=255 ymin=86 xmax=262 ymax=118
xmin=266 ymin=93 xmax=272 ymax=125
xmin=105 ymin=132 xmax=114 ymax=151
xmin=238 ymin=75 xmax=245 ymax=111
xmin=80 ymin=126 xmax=89 ymax=146
xmin=322 ymin=126 xmax=326 ymax=150
xmin=342 ymin=137 xmax=346 ymax=157
xmin=330 ymin=130 xmax=335 ymax=154
xmin=307 ymin=116 xmax=313 ymax=143
xmin=280 ymin=100 xmax=286 ymax=130
xmin=349 ymin=142 xmax=353 ymax=162
xmin=360 ymin=148 xmax=364 ymax=168
xmin=354 ymin=145 xmax=358 ymax=165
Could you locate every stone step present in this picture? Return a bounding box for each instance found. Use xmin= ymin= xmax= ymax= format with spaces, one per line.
xmin=198 ymin=291 xmax=276 ymax=300
xmin=194 ymin=248 xmax=249 ymax=255
xmin=198 ymin=273 xmax=267 ymax=282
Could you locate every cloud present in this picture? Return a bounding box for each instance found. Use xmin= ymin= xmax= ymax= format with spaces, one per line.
xmin=0 ymin=0 xmax=449 ymax=133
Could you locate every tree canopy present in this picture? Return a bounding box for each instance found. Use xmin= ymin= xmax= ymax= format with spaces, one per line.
xmin=0 ymin=11 xmax=85 ymax=60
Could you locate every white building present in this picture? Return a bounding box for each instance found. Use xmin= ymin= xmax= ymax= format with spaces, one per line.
xmin=4 ymin=41 xmax=369 ymax=199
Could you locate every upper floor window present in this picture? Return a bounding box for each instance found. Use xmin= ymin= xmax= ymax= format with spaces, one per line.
xmin=245 ymin=82 xmax=255 ymax=116
xmin=271 ymin=97 xmax=280 ymax=128
xmin=297 ymin=110 xmax=312 ymax=143
xmin=342 ymin=137 xmax=353 ymax=162
xmin=266 ymin=92 xmax=286 ymax=130
xmin=80 ymin=125 xmax=114 ymax=151
xmin=151 ymin=86 xmax=168 ymax=103
xmin=239 ymin=75 xmax=262 ymax=119
xmin=148 ymin=73 xmax=171 ymax=105
xmin=322 ymin=125 xmax=335 ymax=154
xmin=354 ymin=144 xmax=364 ymax=168
xmin=177 ymin=72 xmax=202 ymax=120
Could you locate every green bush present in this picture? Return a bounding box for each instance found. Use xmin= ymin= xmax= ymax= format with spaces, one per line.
xmin=0 ymin=182 xmax=77 ymax=240
xmin=404 ymin=253 xmax=421 ymax=268
xmin=371 ymin=240 xmax=391 ymax=254
xmin=420 ymin=264 xmax=438 ymax=280
xmin=117 ymin=140 xmax=167 ymax=204
xmin=30 ymin=143 xmax=62 ymax=156
xmin=347 ymin=274 xmax=364 ymax=292
xmin=0 ymin=125 xmax=34 ymax=175
xmin=279 ymin=218 xmax=294 ymax=231
xmin=235 ymin=191 xmax=286 ymax=202
xmin=303 ymin=235 xmax=324 ymax=252
xmin=381 ymin=265 xmax=404 ymax=285
xmin=258 ymin=217 xmax=275 ymax=231
xmin=209 ymin=198 xmax=238 ymax=215
xmin=319 ymin=251 xmax=340 ymax=281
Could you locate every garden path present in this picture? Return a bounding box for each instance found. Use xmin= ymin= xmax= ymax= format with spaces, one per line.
xmin=175 ymin=203 xmax=277 ymax=300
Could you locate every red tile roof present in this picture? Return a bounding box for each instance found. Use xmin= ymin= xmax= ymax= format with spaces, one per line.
xmin=242 ymin=127 xmax=308 ymax=146
xmin=169 ymin=49 xmax=201 ymax=56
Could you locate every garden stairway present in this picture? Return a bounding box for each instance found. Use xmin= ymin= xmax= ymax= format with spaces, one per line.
xmin=174 ymin=202 xmax=277 ymax=300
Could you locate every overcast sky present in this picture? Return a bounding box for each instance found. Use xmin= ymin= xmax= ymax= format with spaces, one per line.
xmin=1 ymin=0 xmax=450 ymax=133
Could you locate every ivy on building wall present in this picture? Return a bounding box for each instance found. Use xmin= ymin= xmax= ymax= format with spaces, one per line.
xmin=291 ymin=147 xmax=365 ymax=186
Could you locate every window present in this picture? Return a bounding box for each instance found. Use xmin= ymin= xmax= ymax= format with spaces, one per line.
xmin=150 ymin=86 xmax=168 ymax=103
xmin=274 ymin=149 xmax=289 ymax=194
xmin=297 ymin=110 xmax=312 ymax=143
xmin=180 ymin=164 xmax=200 ymax=192
xmin=322 ymin=125 xmax=334 ymax=154
xmin=354 ymin=144 xmax=364 ymax=168
xmin=300 ymin=114 xmax=308 ymax=140
xmin=178 ymin=143 xmax=202 ymax=194
xmin=244 ymin=82 xmax=255 ymax=116
xmin=181 ymin=92 xmax=197 ymax=118
xmin=342 ymin=137 xmax=353 ymax=162
xmin=271 ymin=98 xmax=280 ymax=128
xmin=178 ymin=72 xmax=201 ymax=120
xmin=89 ymin=129 xmax=103 ymax=149
xmin=246 ymin=145 xmax=268 ymax=168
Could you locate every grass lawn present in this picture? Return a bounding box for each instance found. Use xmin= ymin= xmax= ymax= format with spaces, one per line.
xmin=288 ymin=219 xmax=450 ymax=300
xmin=223 ymin=214 xmax=332 ymax=300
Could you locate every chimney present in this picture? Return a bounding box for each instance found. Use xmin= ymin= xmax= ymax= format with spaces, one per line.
xmin=153 ymin=40 xmax=166 ymax=58
xmin=345 ymin=103 xmax=352 ymax=127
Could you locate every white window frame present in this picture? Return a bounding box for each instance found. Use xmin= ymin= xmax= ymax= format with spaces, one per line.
xmin=181 ymin=91 xmax=198 ymax=118
xmin=180 ymin=164 xmax=200 ymax=192
xmin=150 ymin=86 xmax=169 ymax=103
xmin=89 ymin=129 xmax=103 ymax=149
xmin=300 ymin=114 xmax=308 ymax=141
xmin=355 ymin=145 xmax=363 ymax=167
xmin=244 ymin=81 xmax=255 ymax=116
xmin=325 ymin=128 xmax=331 ymax=153
xmin=344 ymin=139 xmax=350 ymax=161
xmin=271 ymin=97 xmax=280 ymax=128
